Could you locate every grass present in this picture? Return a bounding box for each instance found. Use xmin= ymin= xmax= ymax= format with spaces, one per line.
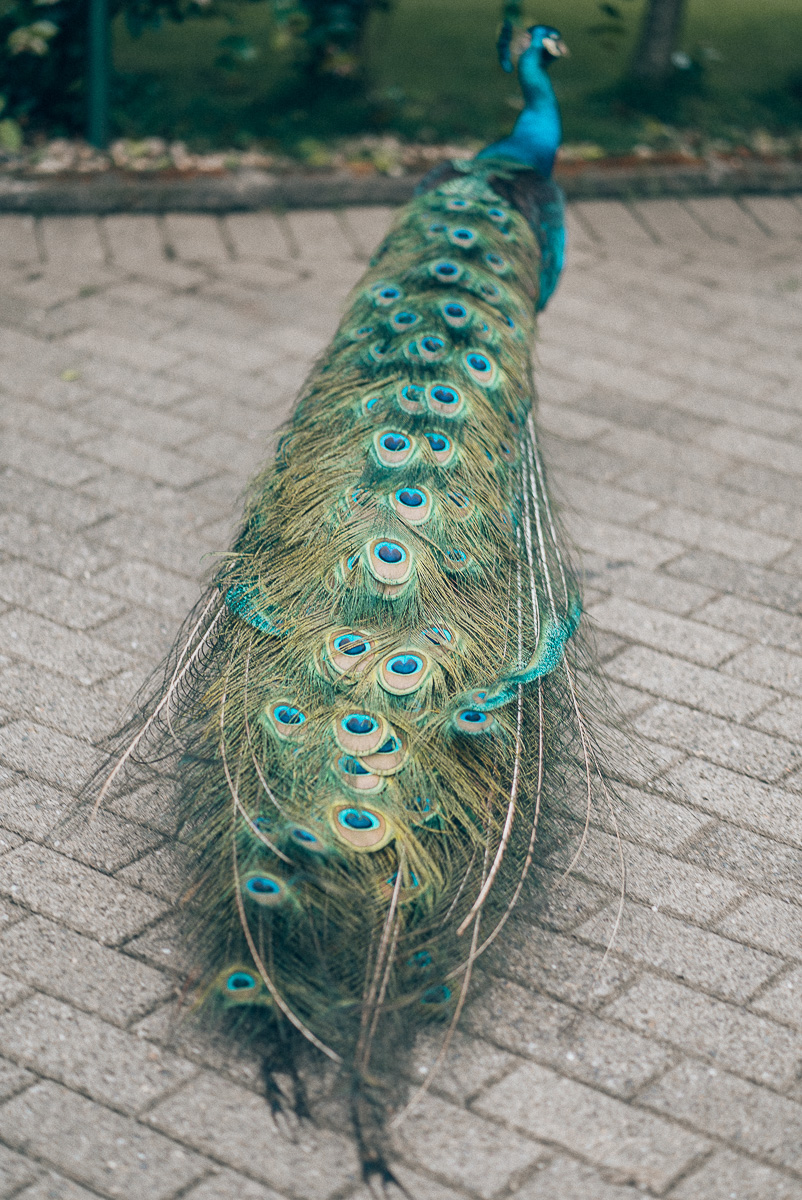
xmin=112 ymin=0 xmax=802 ymax=152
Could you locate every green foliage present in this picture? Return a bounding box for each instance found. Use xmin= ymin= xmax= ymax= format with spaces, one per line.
xmin=269 ymin=0 xmax=393 ymax=82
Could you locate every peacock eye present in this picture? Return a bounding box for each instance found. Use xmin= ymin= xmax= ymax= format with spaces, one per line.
xmin=375 ymin=541 xmax=406 ymax=565
xmin=291 ymin=829 xmax=319 ymax=844
xmin=421 ymin=985 xmax=451 ymax=1004
xmin=426 ymin=433 xmax=449 ymax=452
xmin=380 ymin=433 xmax=410 ymax=452
xmin=396 ymin=488 xmax=424 ymax=508
xmin=344 ymin=714 xmax=379 ymax=735
xmin=338 ymin=808 xmax=381 ymax=831
xmin=273 ymin=704 xmax=305 ymax=726
xmin=227 ymin=971 xmax=256 ymax=991
xmin=334 ymin=634 xmax=370 ymax=655
xmin=387 ymin=654 xmax=422 ymax=676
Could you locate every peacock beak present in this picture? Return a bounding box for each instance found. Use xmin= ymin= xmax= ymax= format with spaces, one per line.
xmin=543 ymin=36 xmax=569 ymax=58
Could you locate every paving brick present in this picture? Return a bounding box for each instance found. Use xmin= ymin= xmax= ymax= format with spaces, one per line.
xmin=485 ymin=921 xmax=634 ymax=1009
xmin=568 ymin=516 xmax=683 ymax=570
xmin=576 ymin=902 xmax=781 ymax=1003
xmin=550 ymin=827 xmax=742 ymax=922
xmin=515 ymin=1154 xmax=661 ymax=1200
xmin=0 ymin=1057 xmax=34 ymax=1102
xmin=0 ymin=1080 xmax=208 ymax=1200
xmin=751 ymin=968 xmax=802 ymax=1030
xmin=670 ymin=550 xmax=802 ymax=616
xmin=91 ymin=560 xmax=200 ymax=619
xmin=634 ymin=702 xmax=800 ymax=783
xmin=12 ymin=1173 xmax=99 ymax=1200
xmin=0 ymin=468 xmax=103 ymax=531
xmin=725 ymin=644 xmax=802 ymax=699
xmin=589 ymin=596 xmax=746 ymax=667
xmin=684 ymin=822 xmax=802 ymax=905
xmin=724 ymin=461 xmax=802 ymax=507
xmin=0 ymin=972 xmax=31 ymax=1011
xmin=641 ymin=1060 xmax=802 ymax=1172
xmin=0 ymin=722 xmax=98 ymax=793
xmin=78 ymin=356 xmax=193 ymax=409
xmin=124 ymin=914 xmax=195 ymax=974
xmin=390 ymin=1092 xmax=546 ymax=1198
xmin=118 ymin=843 xmax=190 ymax=901
xmin=608 ymin=647 xmax=775 ymax=721
xmin=466 ymin=978 xmax=672 ymax=1098
xmin=606 ymin=973 xmax=802 ymax=1089
xmin=79 ymin=431 xmax=211 ymax=488
xmin=181 ymin=1171 xmax=287 ymax=1200
xmin=658 ymin=759 xmax=802 ymax=848
xmin=0 ymin=610 xmax=132 ymax=686
xmin=617 ymin=465 xmax=763 ymax=524
xmin=669 ymin=1149 xmax=802 ymax=1200
xmin=641 ymin=506 xmax=791 ymax=565
xmin=702 ymin=426 xmax=802 ymax=478
xmin=582 ymin=552 xmax=716 ymax=615
xmin=409 ymin=1031 xmax=516 ymax=1106
xmin=718 ymin=894 xmax=802 ymax=959
xmin=0 ymin=1143 xmax=40 ymax=1198
xmin=475 ymin=1060 xmax=708 ymax=1192
xmin=0 ymin=914 xmax=170 ymax=1023
xmin=0 ymin=559 xmax=124 ymax=631
xmin=0 ymin=512 xmax=116 ymax=580
xmin=0 ymin=661 xmax=136 ymax=742
xmin=0 ymin=431 xmax=99 ymax=488
xmin=0 ymin=843 xmax=167 ymax=944
xmin=0 ymin=994 xmax=197 ymax=1114
xmin=147 ymin=1071 xmax=360 ymax=1199
xmin=595 ymin=782 xmax=712 ymax=852
xmin=163 ymin=214 xmax=230 ymax=264
xmin=694 ymin=595 xmax=802 ymax=654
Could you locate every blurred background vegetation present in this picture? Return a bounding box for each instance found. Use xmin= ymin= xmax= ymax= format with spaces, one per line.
xmin=1 ymin=0 xmax=801 ymax=158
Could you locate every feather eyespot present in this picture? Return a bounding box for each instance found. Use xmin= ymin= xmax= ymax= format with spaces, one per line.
xmin=244 ymin=875 xmax=286 ymax=906
xmin=454 ymin=708 xmax=493 ymax=735
xmin=428 ymin=221 xmax=446 ymax=234
xmin=449 ymin=226 xmax=477 ymax=247
xmin=424 ymin=431 xmax=455 ymax=465
xmin=380 ymin=650 xmax=431 ymax=695
xmin=337 ymin=755 xmax=385 ymax=792
xmin=392 ymin=486 xmax=432 ymax=525
xmin=441 ymin=300 xmax=469 ymax=327
xmin=398 ymin=383 xmax=425 ymax=414
xmin=409 ymin=949 xmax=433 ymax=967
xmin=447 ymin=490 xmax=474 ymax=522
xmin=430 ymin=260 xmax=462 ymax=282
xmin=446 ymin=198 xmax=469 ymax=210
xmin=463 ymin=350 xmax=498 ymax=387
xmin=362 ymin=733 xmax=407 ymax=774
xmin=487 ymin=207 xmax=507 ymax=222
xmin=479 ymin=281 xmax=501 ymax=302
xmin=369 ymin=342 xmax=388 ymax=362
xmin=353 ymin=325 xmax=374 ymax=340
xmin=485 ymin=252 xmax=507 ymax=274
xmin=374 ymin=284 xmax=402 ymax=306
xmin=226 ymin=971 xmax=256 ymax=992
xmin=392 ymin=310 xmax=419 ymax=330
xmin=422 ymin=624 xmax=454 ymax=647
xmin=362 ymin=395 xmax=383 ymax=416
xmin=421 ymin=985 xmax=452 ymax=1005
xmin=419 ymin=335 xmax=447 ymax=362
xmin=367 ymin=538 xmax=413 ymax=585
xmin=332 ymin=804 xmax=392 ymax=850
xmin=500 ymin=441 xmax=515 ymax=462
xmin=428 ymin=383 xmax=465 ymax=417
xmin=289 ymin=828 xmax=325 ymax=851
xmin=374 ymin=430 xmax=415 ymax=466
xmin=336 ymin=711 xmax=388 ymax=754
xmin=444 ymin=548 xmax=471 ymax=573
xmin=327 ymin=628 xmax=374 ymax=675
xmin=265 ymin=702 xmax=308 ymax=740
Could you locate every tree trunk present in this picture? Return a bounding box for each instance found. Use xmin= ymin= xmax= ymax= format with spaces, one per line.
xmin=629 ymin=0 xmax=686 ymax=86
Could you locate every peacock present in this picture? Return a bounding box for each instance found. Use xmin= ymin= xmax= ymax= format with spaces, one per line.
xmin=97 ymin=18 xmax=604 ymax=1182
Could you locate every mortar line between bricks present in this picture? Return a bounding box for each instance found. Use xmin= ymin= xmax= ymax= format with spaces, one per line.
xmin=0 ymin=1131 xmax=157 ymax=1200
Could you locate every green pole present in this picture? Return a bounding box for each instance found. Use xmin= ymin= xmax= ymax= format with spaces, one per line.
xmin=88 ymin=0 xmax=110 ymax=148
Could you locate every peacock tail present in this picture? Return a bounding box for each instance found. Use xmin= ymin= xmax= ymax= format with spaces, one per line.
xmin=95 ymin=20 xmax=605 ymax=1159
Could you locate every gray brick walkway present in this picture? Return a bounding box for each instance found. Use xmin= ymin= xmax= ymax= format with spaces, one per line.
xmin=0 ymin=196 xmax=801 ymax=1200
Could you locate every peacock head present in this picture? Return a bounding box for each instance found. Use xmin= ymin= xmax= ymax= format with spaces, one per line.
xmin=527 ymin=25 xmax=569 ymax=66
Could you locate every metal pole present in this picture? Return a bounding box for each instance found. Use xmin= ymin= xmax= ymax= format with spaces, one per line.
xmin=88 ymin=0 xmax=110 ymax=148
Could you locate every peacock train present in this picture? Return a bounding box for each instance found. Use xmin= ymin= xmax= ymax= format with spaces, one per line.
xmin=98 ymin=17 xmax=612 ymax=1177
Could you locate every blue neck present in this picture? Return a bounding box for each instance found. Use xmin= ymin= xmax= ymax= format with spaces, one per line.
xmin=477 ymin=48 xmax=561 ymax=177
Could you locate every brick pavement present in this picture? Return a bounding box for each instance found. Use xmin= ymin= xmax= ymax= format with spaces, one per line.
xmin=0 ymin=195 xmax=801 ymax=1199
